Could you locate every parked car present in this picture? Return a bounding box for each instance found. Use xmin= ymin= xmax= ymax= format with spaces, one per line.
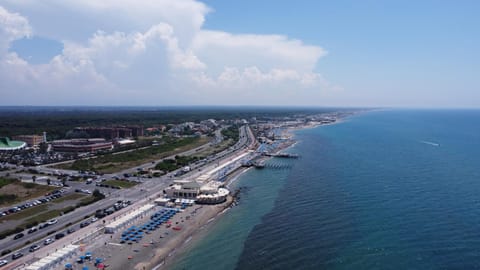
xmin=43 ymin=238 xmax=54 ymax=245
xmin=13 ymin=233 xmax=24 ymax=240
xmin=29 ymin=245 xmax=40 ymax=252
xmin=28 ymin=227 xmax=38 ymax=234
xmin=47 ymin=219 xmax=58 ymax=225
xmin=80 ymin=221 xmax=90 ymax=228
xmin=0 ymin=259 xmax=7 ymax=266
xmin=11 ymin=252 xmax=23 ymax=260
xmin=55 ymin=233 xmax=65 ymax=240
xmin=67 ymin=228 xmax=75 ymax=234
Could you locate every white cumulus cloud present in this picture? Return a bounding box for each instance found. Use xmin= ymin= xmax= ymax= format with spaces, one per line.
xmin=0 ymin=1 xmax=335 ymax=105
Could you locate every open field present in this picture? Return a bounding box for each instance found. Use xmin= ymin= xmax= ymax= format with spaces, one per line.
xmin=102 ymin=180 xmax=138 ymax=189
xmin=55 ymin=136 xmax=209 ymax=173
xmin=0 ymin=204 xmax=49 ymax=222
xmin=53 ymin=193 xmax=86 ymax=203
xmin=0 ymin=178 xmax=56 ymax=207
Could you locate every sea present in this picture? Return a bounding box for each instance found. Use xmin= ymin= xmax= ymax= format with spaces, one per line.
xmin=170 ymin=109 xmax=480 ymax=270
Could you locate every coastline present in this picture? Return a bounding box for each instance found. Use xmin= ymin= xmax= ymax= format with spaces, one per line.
xmin=149 ymin=167 xmax=252 ymax=270
xmin=103 ymin=116 xmax=351 ymax=270
xmin=151 ymin=116 xmax=355 ymax=270
xmin=155 ymin=124 xmax=320 ymax=269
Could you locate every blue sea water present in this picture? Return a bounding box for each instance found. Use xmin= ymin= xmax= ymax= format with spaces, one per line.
xmin=171 ymin=110 xmax=480 ymax=270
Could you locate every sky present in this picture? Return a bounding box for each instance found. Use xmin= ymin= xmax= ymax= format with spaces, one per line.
xmin=0 ymin=0 xmax=478 ymax=108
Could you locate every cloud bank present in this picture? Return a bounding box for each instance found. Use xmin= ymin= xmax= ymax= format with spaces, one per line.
xmin=0 ymin=0 xmax=334 ymax=105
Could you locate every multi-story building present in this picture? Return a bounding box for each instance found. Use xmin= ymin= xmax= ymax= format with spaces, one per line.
xmin=52 ymin=138 xmax=113 ymax=153
xmin=74 ymin=126 xmax=143 ymax=139
xmin=12 ymin=134 xmax=45 ymax=147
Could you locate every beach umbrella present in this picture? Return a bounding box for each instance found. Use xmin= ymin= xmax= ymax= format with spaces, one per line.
xmin=65 ymin=263 xmax=73 ymax=269
xmin=97 ymin=263 xmax=105 ymax=269
xmin=82 ymin=267 xmax=89 ymax=270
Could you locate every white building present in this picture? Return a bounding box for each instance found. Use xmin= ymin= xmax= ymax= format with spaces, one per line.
xmin=164 ymin=180 xmax=230 ymax=204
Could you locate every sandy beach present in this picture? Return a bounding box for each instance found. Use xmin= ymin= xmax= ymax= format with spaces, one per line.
xmin=53 ymin=197 xmax=235 ymax=270
xmin=54 ymin=119 xmax=345 ymax=270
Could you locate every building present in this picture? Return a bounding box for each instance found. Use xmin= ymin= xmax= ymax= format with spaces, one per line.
xmin=52 ymin=138 xmax=113 ymax=153
xmin=12 ymin=134 xmax=45 ymax=147
xmin=164 ymin=180 xmax=230 ymax=204
xmin=0 ymin=137 xmax=27 ymax=151
xmin=73 ymin=126 xmax=144 ymax=140
xmin=196 ymin=188 xmax=229 ymax=204
xmin=165 ymin=180 xmax=202 ymax=199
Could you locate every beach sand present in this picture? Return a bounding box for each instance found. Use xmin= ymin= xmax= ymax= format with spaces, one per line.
xmin=61 ymin=120 xmax=345 ymax=270
xmin=59 ymin=196 xmax=234 ymax=270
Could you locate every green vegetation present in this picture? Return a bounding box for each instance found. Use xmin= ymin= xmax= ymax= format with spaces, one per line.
xmin=0 ymin=177 xmax=55 ymax=207
xmin=155 ymin=159 xmax=177 ymax=172
xmin=0 ymin=107 xmax=335 ymax=139
xmin=102 ymin=180 xmax=138 ymax=188
xmin=25 ymin=207 xmax=70 ymax=225
xmin=20 ymin=182 xmax=36 ymax=189
xmin=221 ymin=125 xmax=240 ymax=141
xmin=0 ymin=191 xmax=103 ymax=240
xmin=0 ymin=194 xmax=17 ymax=205
xmin=2 ymin=205 xmax=49 ymax=221
xmin=0 ymin=227 xmax=24 ymax=240
xmin=52 ymin=193 xmax=86 ymax=203
xmin=60 ymin=136 xmax=208 ymax=173
xmin=155 ymin=155 xmax=199 ymax=172
xmin=0 ymin=178 xmax=15 ymax=188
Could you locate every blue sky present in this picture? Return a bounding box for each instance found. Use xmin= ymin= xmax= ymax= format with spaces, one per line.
xmin=0 ymin=0 xmax=479 ymax=107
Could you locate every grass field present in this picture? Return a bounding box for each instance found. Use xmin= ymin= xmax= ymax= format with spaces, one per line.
xmin=52 ymin=193 xmax=86 ymax=203
xmin=55 ymin=136 xmax=209 ymax=174
xmin=24 ymin=206 xmax=72 ymax=225
xmin=0 ymin=177 xmax=55 ymax=207
xmin=102 ymin=180 xmax=138 ymax=188
xmin=0 ymin=204 xmax=49 ymax=222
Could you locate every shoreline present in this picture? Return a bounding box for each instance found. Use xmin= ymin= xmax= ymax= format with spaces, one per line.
xmin=148 ymin=166 xmax=252 ymax=270
xmin=150 ymin=116 xmax=353 ymax=270
xmin=153 ymin=124 xmax=321 ymax=269
xmin=91 ymin=117 xmax=350 ymax=270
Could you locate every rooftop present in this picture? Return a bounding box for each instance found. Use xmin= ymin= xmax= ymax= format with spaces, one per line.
xmin=0 ymin=137 xmax=27 ymax=150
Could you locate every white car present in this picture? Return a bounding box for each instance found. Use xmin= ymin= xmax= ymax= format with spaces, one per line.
xmin=0 ymin=259 xmax=7 ymax=266
xmin=47 ymin=219 xmax=58 ymax=225
xmin=44 ymin=238 xmax=54 ymax=245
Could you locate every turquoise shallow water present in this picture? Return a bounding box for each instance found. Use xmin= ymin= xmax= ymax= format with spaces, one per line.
xmin=172 ymin=110 xmax=480 ymax=270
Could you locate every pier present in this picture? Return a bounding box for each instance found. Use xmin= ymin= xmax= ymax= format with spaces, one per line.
xmin=263 ymin=153 xmax=299 ymax=158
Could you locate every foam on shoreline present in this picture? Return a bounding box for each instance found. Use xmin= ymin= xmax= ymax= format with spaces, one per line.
xmin=137 ymin=118 xmax=350 ymax=269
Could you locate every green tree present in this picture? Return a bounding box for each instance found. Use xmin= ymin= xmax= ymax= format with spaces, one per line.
xmin=38 ymin=142 xmax=48 ymax=153
xmin=93 ymin=189 xmax=105 ymax=199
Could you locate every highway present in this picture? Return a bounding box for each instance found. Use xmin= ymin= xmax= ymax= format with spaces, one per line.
xmin=0 ymin=125 xmax=257 ymax=268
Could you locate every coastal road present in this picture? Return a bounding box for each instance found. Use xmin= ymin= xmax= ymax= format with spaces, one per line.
xmin=0 ymin=125 xmax=256 ymax=267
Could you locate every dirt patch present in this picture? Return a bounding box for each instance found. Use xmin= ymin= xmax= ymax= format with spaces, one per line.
xmin=0 ymin=182 xmax=54 ymax=207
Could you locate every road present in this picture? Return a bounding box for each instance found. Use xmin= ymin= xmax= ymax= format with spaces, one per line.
xmin=0 ymin=125 xmax=257 ymax=267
